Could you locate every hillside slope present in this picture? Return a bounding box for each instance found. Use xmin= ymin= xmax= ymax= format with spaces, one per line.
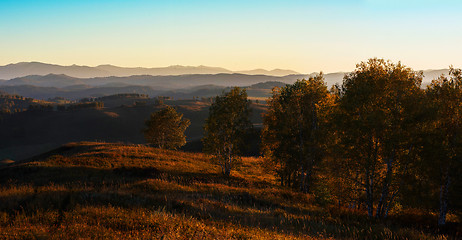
xmin=0 ymin=142 xmax=455 ymax=239
xmin=0 ymin=100 xmax=266 ymax=160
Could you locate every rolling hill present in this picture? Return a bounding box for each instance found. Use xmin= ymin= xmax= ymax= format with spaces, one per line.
xmin=0 ymin=80 xmax=289 ymax=100
xmin=0 ymin=84 xmax=164 ymax=100
xmin=0 ymin=141 xmax=455 ymax=239
xmin=0 ymin=72 xmax=346 ymax=100
xmin=0 ymin=69 xmax=447 ymax=95
xmin=0 ymin=99 xmax=267 ymax=160
xmin=0 ymin=73 xmax=307 ymax=89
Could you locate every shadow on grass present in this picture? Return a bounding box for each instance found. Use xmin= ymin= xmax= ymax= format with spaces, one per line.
xmin=1 ymin=164 xmax=460 ymax=239
xmin=0 ymin=163 xmax=272 ymax=189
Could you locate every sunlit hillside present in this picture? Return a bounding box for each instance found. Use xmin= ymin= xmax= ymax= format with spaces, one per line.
xmin=0 ymin=142 xmax=457 ymax=239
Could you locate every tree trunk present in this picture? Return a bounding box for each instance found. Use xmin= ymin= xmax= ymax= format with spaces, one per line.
xmin=222 ymin=156 xmax=231 ymax=176
xmin=306 ymin=169 xmax=312 ymax=193
xmin=224 ymin=165 xmax=231 ymax=177
xmin=299 ymin=169 xmax=310 ymax=193
xmin=365 ymin=135 xmax=378 ymax=218
xmin=365 ymin=169 xmax=374 ymax=218
xmin=438 ymin=168 xmax=450 ymax=226
xmin=384 ymin=190 xmax=398 ymax=218
xmin=299 ymin=166 xmax=304 ymax=192
xmin=298 ymin=127 xmax=305 ymax=192
xmin=280 ymin=172 xmax=284 ymax=186
xmin=287 ymin=172 xmax=291 ymax=188
xmin=376 ymin=150 xmax=394 ymax=218
xmin=297 ymin=102 xmax=306 ymax=193
xmin=223 ymin=148 xmax=232 ymax=177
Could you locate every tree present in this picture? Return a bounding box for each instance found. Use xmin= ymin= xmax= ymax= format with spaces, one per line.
xmin=423 ymin=67 xmax=462 ymax=225
xmin=203 ymin=87 xmax=252 ymax=176
xmin=143 ymin=106 xmax=190 ymax=150
xmin=334 ymin=58 xmax=423 ymax=218
xmin=261 ymin=74 xmax=333 ymax=193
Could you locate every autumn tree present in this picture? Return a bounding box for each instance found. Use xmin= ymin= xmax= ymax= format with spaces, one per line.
xmin=334 ymin=58 xmax=423 ymax=218
xmin=262 ymin=74 xmax=333 ymax=193
xmin=423 ymin=67 xmax=462 ymax=225
xmin=202 ymin=87 xmax=252 ymax=176
xmin=143 ymin=106 xmax=190 ymax=150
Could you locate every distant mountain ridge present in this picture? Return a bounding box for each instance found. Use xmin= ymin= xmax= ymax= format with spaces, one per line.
xmin=0 ymin=62 xmax=301 ymax=79
xmin=0 ymin=71 xmax=352 ymax=90
xmin=0 ymin=69 xmax=446 ymax=101
xmin=0 ymin=79 xmax=292 ymax=100
xmin=0 ymin=68 xmax=447 ymax=95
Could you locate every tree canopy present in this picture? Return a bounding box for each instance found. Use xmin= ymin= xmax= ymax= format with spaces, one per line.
xmin=330 ymin=59 xmax=424 ymax=218
xmin=423 ymin=67 xmax=462 ymax=225
xmin=262 ymin=74 xmax=333 ymax=193
xmin=202 ymin=87 xmax=252 ymax=176
xmin=143 ymin=106 xmax=190 ymax=150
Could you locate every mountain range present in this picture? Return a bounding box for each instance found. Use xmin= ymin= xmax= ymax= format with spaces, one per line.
xmin=0 ymin=74 xmax=309 ymax=100
xmin=0 ymin=62 xmax=300 ymax=79
xmin=0 ymin=62 xmax=450 ymax=100
xmin=0 ymin=71 xmax=350 ymax=99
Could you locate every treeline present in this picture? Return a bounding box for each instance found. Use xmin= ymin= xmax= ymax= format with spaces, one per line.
xmin=80 ymin=93 xmax=149 ymax=103
xmin=0 ymin=94 xmax=42 ymax=118
xmin=179 ymin=58 xmax=460 ymax=226
xmin=0 ymin=93 xmax=141 ymax=115
xmin=63 ymin=101 xmax=104 ymax=111
xmin=27 ymin=102 xmax=104 ymax=112
xmin=259 ymin=59 xmax=461 ymax=225
xmin=1 ymin=93 xmax=163 ymax=118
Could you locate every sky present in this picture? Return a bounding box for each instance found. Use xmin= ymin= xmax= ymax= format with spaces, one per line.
xmin=1 ymin=0 xmax=461 ymax=73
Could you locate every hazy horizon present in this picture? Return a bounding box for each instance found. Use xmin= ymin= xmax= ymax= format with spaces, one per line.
xmin=1 ymin=0 xmax=462 ymax=73
xmin=0 ymin=61 xmax=302 ymax=73
xmin=0 ymin=61 xmax=454 ymax=74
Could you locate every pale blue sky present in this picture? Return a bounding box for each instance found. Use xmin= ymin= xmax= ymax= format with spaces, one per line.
xmin=1 ymin=0 xmax=461 ymax=73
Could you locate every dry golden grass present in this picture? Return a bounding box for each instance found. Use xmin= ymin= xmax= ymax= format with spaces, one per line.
xmin=102 ymin=111 xmax=120 ymax=118
xmin=0 ymin=159 xmax=14 ymax=165
xmin=0 ymin=142 xmax=458 ymax=239
xmin=177 ymin=101 xmax=211 ymax=111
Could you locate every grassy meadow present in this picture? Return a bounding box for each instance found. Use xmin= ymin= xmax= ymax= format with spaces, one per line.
xmin=0 ymin=142 xmax=459 ymax=239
